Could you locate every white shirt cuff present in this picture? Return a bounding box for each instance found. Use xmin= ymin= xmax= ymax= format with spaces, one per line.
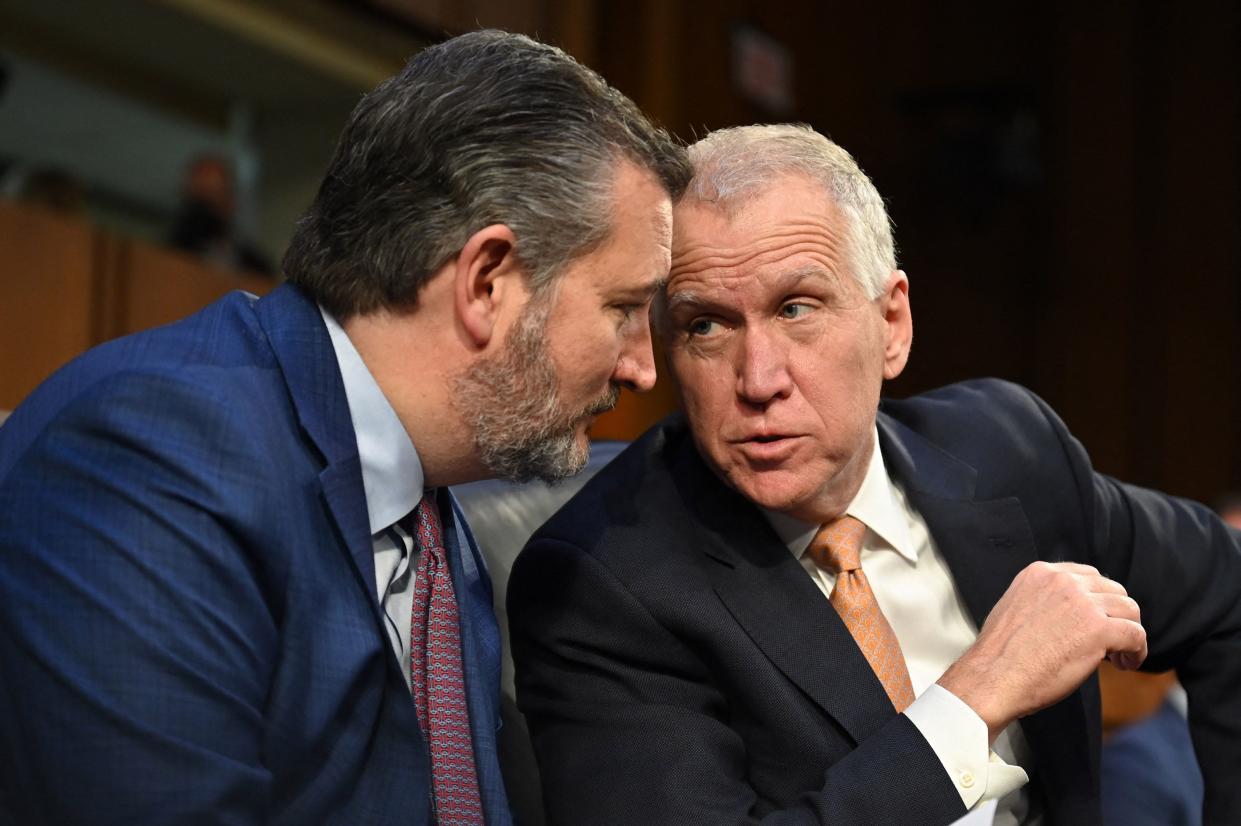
xmin=904 ymin=684 xmax=1029 ymax=809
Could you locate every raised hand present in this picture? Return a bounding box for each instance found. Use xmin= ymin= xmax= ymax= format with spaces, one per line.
xmin=937 ymin=561 xmax=1147 ymax=742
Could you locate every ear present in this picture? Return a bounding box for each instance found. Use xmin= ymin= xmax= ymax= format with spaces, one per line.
xmin=879 ymin=270 xmax=913 ymax=380
xmin=453 ymin=224 xmax=530 ymax=349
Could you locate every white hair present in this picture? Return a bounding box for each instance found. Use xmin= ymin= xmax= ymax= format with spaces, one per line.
xmin=685 ymin=123 xmax=896 ymax=299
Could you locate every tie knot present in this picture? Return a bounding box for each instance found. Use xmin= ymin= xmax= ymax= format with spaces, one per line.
xmin=809 ymin=515 xmax=866 ymax=573
xmin=412 ymin=491 xmax=444 ymax=552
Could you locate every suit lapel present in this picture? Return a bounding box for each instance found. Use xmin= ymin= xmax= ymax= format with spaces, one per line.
xmin=255 ymin=284 xmax=380 ymax=608
xmin=254 ymin=286 xmax=513 ymax=822
xmin=879 ymin=412 xmax=1096 ymax=820
xmin=672 ymin=410 xmax=1096 ymax=805
xmin=442 ymin=491 xmax=510 ymax=825
xmin=672 ymin=439 xmax=900 ymax=745
xmin=879 ymin=413 xmax=1034 ymax=632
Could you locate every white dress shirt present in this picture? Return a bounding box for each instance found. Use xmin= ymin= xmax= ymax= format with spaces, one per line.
xmin=764 ymin=428 xmax=1037 ymax=826
xmin=321 ymin=306 xmax=426 ymax=690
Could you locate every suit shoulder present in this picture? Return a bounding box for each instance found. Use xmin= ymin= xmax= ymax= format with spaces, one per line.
xmin=883 ymin=378 xmax=1063 ymax=450
xmin=1 ymin=293 xmax=284 ymax=473
xmin=881 ymin=378 xmax=1088 ymax=497
xmin=510 ymin=415 xmax=724 ymax=628
xmin=527 ymin=414 xmax=694 ymax=556
xmin=2 ymin=366 xmax=270 ymax=483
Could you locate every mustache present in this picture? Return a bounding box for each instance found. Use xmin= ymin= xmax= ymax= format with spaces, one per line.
xmin=584 ymin=384 xmax=621 ymax=417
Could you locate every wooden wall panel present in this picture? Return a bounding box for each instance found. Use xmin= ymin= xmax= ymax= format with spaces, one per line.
xmin=0 ymin=202 xmax=96 ymax=411
xmin=0 ymin=206 xmax=276 ymax=414
xmin=1142 ymin=5 xmax=1241 ymax=501
xmin=581 ymin=0 xmax=1241 ymax=495
xmin=115 ymin=242 xmax=275 ymax=338
xmin=1035 ymin=3 xmax=1142 ymax=482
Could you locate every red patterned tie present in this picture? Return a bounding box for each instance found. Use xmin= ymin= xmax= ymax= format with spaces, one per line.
xmin=408 ymin=493 xmax=484 ymax=824
xmin=808 ymin=515 xmax=916 ymax=712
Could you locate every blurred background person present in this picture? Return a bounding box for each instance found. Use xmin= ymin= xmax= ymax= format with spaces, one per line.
xmin=167 ymin=153 xmax=273 ymax=276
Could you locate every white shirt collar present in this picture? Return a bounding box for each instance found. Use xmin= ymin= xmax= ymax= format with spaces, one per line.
xmin=320 ymin=306 xmax=424 ymax=534
xmin=763 ymin=426 xmax=917 ymax=563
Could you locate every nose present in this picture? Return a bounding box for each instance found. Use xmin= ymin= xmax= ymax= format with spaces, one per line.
xmin=612 ymin=317 xmax=658 ymax=393
xmin=736 ymin=324 xmax=792 ymax=405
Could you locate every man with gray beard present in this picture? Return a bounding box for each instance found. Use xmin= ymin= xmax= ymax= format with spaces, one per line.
xmin=0 ymin=30 xmax=689 ymax=825
xmin=454 ymin=295 xmax=622 ymax=482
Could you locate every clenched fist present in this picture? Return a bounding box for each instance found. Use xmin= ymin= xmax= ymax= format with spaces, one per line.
xmin=937 ymin=561 xmax=1147 ymax=742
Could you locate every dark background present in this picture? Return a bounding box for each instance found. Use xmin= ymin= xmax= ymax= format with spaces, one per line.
xmin=586 ymin=0 xmax=1241 ymax=502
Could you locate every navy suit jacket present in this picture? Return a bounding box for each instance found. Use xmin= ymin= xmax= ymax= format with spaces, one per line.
xmin=0 ymin=284 xmax=512 ymax=825
xmin=508 ymin=379 xmax=1241 ymax=825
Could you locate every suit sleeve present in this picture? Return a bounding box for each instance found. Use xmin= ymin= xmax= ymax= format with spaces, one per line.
xmin=1032 ymin=392 xmax=1241 ymax=824
xmin=0 ymin=373 xmax=281 ymax=825
xmin=508 ymin=538 xmax=966 ymax=826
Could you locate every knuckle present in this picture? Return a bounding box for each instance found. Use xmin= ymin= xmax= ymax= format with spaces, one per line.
xmin=1102 ymin=575 xmax=1127 ymax=596
xmin=1026 ymin=560 xmax=1052 ymax=579
xmin=1056 ymin=570 xmax=1083 ymax=597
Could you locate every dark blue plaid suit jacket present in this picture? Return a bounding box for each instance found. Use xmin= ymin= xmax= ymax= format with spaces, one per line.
xmin=0 ymin=284 xmax=512 ymax=825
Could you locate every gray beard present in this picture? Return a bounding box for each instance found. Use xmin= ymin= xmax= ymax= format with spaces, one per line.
xmin=452 ymin=298 xmax=618 ymax=484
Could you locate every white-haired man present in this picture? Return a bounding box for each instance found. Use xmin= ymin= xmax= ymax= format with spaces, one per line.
xmin=509 ymin=124 xmax=1241 ymax=825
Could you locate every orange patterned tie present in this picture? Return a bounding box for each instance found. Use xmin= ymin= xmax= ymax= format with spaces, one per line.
xmin=809 ymin=515 xmax=916 ymax=711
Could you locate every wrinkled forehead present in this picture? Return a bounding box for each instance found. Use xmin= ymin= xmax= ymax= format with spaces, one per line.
xmin=668 ymin=179 xmax=849 ymax=297
xmin=668 ymin=199 xmax=734 ymax=279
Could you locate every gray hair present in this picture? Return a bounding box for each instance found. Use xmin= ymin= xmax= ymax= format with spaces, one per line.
xmin=284 ymin=30 xmax=691 ymax=319
xmin=685 ymin=124 xmax=896 ymax=299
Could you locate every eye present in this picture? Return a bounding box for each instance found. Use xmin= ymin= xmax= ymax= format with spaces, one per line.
xmin=779 ymin=302 xmax=812 ymax=319
xmin=687 ymin=317 xmax=721 ymax=337
xmin=612 ymin=303 xmax=648 ymax=328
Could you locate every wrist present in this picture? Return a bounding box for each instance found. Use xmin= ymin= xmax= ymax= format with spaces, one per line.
xmin=937 ymin=659 xmax=1010 ymax=745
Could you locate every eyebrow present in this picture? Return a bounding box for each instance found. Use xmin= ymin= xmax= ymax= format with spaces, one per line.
xmin=664 ymin=264 xmax=837 ymax=314
xmin=615 ymin=277 xmax=666 ymax=303
xmin=781 ymin=264 xmax=837 ymax=288
xmin=663 ymin=288 xmax=705 ymax=315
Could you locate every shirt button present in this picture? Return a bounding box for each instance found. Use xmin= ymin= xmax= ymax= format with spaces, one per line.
xmin=958 ymin=770 xmax=976 ymax=789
